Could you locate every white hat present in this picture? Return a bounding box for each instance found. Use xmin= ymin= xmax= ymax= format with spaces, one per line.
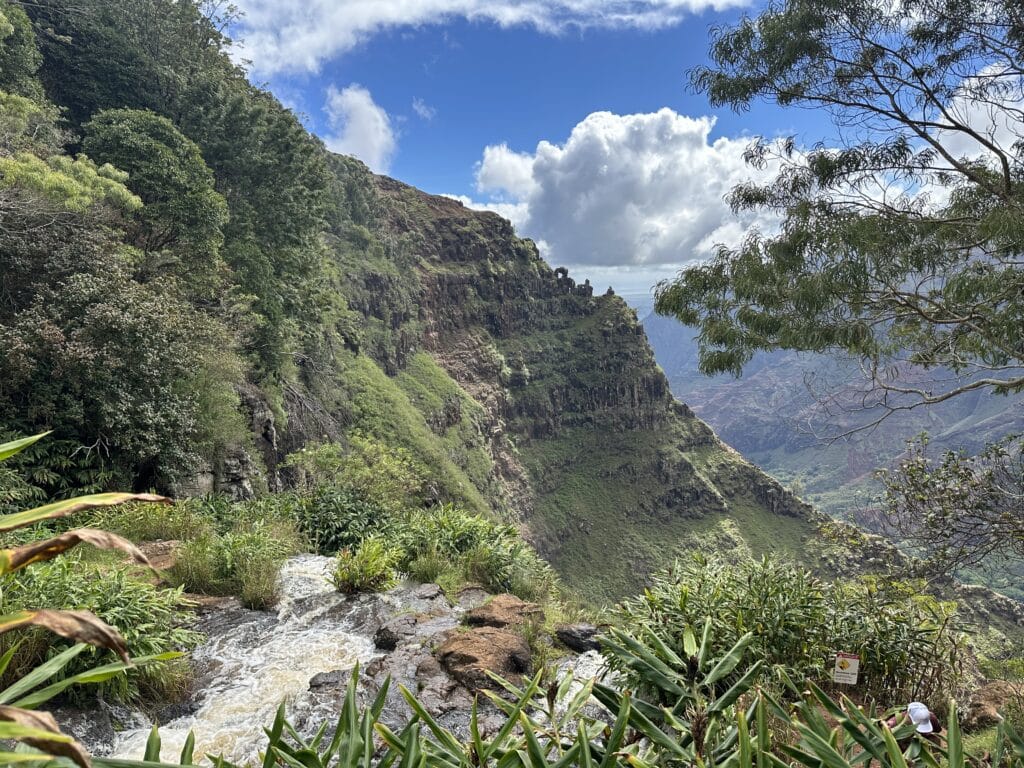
xmin=907 ymin=702 xmax=933 ymax=733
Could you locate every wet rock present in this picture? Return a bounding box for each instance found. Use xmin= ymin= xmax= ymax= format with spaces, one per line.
xmin=437 ymin=627 xmax=531 ymax=690
xmin=309 ymin=670 xmax=347 ymax=688
xmin=374 ymin=614 xmax=418 ymax=650
xmin=964 ymin=680 xmax=1024 ymax=731
xmin=465 ymin=594 xmax=543 ymax=629
xmin=53 ymin=702 xmax=149 ymax=757
xmin=555 ymin=624 xmax=601 ymax=652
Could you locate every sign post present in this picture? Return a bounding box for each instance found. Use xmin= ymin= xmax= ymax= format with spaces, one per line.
xmin=833 ymin=652 xmax=860 ymax=685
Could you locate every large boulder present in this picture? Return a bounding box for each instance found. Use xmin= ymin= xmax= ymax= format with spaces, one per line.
xmin=436 ymin=627 xmax=531 ymax=689
xmin=964 ymin=680 xmax=1024 ymax=731
xmin=465 ymin=594 xmax=544 ymax=629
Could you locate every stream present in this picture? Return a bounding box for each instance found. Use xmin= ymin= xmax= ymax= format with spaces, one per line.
xmin=110 ymin=555 xmax=380 ymax=764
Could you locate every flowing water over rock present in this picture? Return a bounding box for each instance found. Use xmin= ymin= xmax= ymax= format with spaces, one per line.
xmin=111 ymin=555 xmax=380 ymax=764
xmin=61 ymin=555 xmax=602 ymax=763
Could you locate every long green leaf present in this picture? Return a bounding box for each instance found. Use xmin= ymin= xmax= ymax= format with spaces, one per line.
xmin=0 ymin=493 xmax=169 ymax=533
xmin=945 ymin=700 xmax=963 ymax=768
xmin=703 ymin=633 xmax=754 ymax=686
xmin=709 ymin=661 xmax=762 ymax=714
xmin=0 ymin=644 xmax=87 ymax=705
xmin=0 ymin=434 xmax=49 ymax=463
xmin=143 ymin=726 xmax=161 ymax=763
xmin=12 ymin=652 xmax=182 ymax=709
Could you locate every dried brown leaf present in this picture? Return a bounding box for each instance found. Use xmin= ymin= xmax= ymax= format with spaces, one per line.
xmin=0 ymin=705 xmax=91 ymax=768
xmin=0 ymin=528 xmax=150 ymax=574
xmin=0 ymin=610 xmax=130 ymax=663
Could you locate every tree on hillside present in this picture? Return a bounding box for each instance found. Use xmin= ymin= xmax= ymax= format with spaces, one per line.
xmin=654 ymin=0 xmax=1024 ymax=577
xmin=82 ymin=108 xmax=229 ymax=296
xmin=656 ymin=0 xmax=1024 ymax=422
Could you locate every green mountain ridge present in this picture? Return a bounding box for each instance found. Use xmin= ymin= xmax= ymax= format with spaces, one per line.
xmin=240 ymin=162 xmax=823 ymax=604
xmin=1 ymin=0 xmax=1019 ymax=621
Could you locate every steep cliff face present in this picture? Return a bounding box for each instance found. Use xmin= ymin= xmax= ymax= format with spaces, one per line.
xmin=277 ymin=162 xmax=820 ymax=603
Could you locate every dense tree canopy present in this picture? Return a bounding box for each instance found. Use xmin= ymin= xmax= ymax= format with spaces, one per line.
xmin=656 ymin=0 xmax=1024 ymax=422
xmin=82 ymin=108 xmax=228 ymax=295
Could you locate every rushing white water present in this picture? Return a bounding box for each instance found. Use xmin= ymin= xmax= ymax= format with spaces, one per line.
xmin=111 ymin=555 xmax=379 ymax=764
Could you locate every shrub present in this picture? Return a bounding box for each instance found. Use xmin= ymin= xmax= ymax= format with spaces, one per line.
xmin=405 ymin=546 xmax=449 ymax=584
xmin=615 ymin=553 xmax=965 ymax=705
xmin=169 ymin=517 xmax=301 ymax=609
xmin=0 ymin=554 xmax=199 ymax=703
xmin=394 ymin=504 xmax=558 ymax=602
xmin=86 ymin=499 xmax=214 ymax=542
xmin=332 ymin=537 xmax=400 ymax=594
xmin=294 ymin=485 xmax=390 ymax=555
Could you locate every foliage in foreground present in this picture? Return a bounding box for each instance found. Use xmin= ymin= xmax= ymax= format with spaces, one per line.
xmin=0 ymin=555 xmax=198 ymax=702
xmin=99 ymin=646 xmax=1024 ymax=768
xmin=615 ymin=554 xmax=965 ymax=706
xmin=0 ymin=433 xmax=185 ymax=765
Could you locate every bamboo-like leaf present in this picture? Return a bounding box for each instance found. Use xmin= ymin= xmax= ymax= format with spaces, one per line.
xmin=0 ymin=493 xmax=169 ymax=533
xmin=737 ymin=708 xmax=752 ymax=768
xmin=0 ymin=610 xmax=130 ymax=662
xmin=879 ymin=723 xmax=910 ymax=768
xmin=398 ymin=685 xmax=468 ymax=762
xmin=945 ymin=700 xmax=963 ymax=768
xmin=0 ymin=434 xmax=49 ymax=462
xmin=520 ymin=712 xmax=548 ymax=766
xmin=12 ymin=651 xmax=181 ymax=709
xmin=143 ymin=726 xmax=161 ymax=763
xmin=180 ymin=731 xmax=196 ymax=766
xmin=0 ymin=644 xmax=87 ymax=705
xmin=709 ymin=661 xmax=762 ymax=713
xmin=263 ymin=703 xmax=287 ymax=768
xmin=0 ymin=705 xmax=91 ymax=768
xmin=697 ymin=618 xmax=713 ymax=670
xmin=599 ymin=694 xmax=632 ymax=768
xmin=703 ymin=632 xmax=754 ymax=686
xmin=0 ymin=528 xmax=151 ymax=575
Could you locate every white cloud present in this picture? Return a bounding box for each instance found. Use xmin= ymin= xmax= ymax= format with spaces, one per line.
xmin=233 ymin=0 xmax=749 ymax=75
xmin=323 ymin=84 xmax=396 ymax=173
xmin=463 ymin=108 xmax=780 ymax=272
xmin=938 ymin=66 xmax=1024 ymax=161
xmin=412 ymin=97 xmax=437 ymax=121
xmin=475 ymin=143 xmax=539 ymax=200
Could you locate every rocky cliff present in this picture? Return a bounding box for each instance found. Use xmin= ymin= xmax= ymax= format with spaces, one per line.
xmin=250 ymin=157 xmax=824 ymax=604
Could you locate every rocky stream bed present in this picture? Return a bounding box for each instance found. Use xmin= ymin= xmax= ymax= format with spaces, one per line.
xmin=54 ymin=555 xmax=605 ymax=764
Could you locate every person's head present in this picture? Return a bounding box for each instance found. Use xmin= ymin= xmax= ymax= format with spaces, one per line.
xmin=907 ymin=702 xmax=933 ymax=733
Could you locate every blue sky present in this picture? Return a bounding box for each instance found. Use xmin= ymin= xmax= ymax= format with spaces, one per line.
xmin=231 ymin=0 xmax=831 ymax=295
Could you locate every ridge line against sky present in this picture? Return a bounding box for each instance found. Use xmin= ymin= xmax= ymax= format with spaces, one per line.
xmin=229 ymin=0 xmax=791 ymax=295
xmin=227 ymin=1 xmax=1020 ymax=296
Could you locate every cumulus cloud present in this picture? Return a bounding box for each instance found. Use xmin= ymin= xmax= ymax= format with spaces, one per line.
xmin=412 ymin=97 xmax=437 ymax=121
xmin=233 ymin=0 xmax=749 ymax=75
xmin=465 ymin=108 xmax=780 ymax=276
xmin=323 ymin=84 xmax=396 ymax=173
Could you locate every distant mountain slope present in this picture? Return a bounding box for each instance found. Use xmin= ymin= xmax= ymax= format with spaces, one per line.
xmin=639 ymin=308 xmax=1024 ymax=599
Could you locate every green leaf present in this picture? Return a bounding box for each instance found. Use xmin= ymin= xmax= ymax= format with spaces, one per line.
xmin=180 ymin=731 xmax=196 ymax=766
xmin=0 ymin=493 xmax=169 ymax=533
xmin=945 ymin=700 xmax=963 ymax=768
xmin=0 ymin=434 xmax=49 ymax=463
xmin=143 ymin=725 xmax=161 ymax=763
xmin=703 ymin=632 xmax=753 ymax=685
xmin=0 ymin=644 xmax=87 ymax=705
